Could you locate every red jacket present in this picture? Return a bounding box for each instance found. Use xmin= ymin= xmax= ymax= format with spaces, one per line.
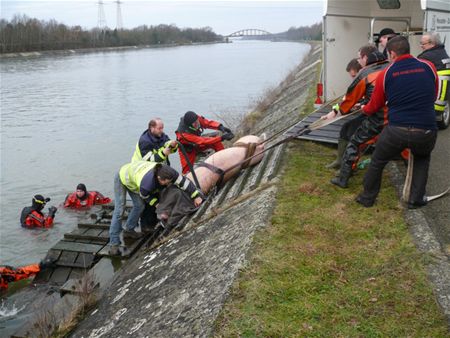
xmin=20 ymin=208 xmax=54 ymax=228
xmin=64 ymin=191 xmax=111 ymax=209
xmin=175 ymin=115 xmax=222 ymax=148
xmin=0 ymin=264 xmax=41 ymax=290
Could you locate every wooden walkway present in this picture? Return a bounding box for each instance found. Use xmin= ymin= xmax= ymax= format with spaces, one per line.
xmin=33 ymin=205 xmax=150 ymax=289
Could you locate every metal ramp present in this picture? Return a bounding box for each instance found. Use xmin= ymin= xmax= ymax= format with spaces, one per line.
xmin=285 ymin=102 xmax=361 ymax=144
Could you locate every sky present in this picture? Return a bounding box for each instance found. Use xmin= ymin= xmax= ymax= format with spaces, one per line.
xmin=0 ymin=0 xmax=324 ymax=35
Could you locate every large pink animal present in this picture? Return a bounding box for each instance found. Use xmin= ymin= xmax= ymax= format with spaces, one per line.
xmin=186 ymin=135 xmax=265 ymax=194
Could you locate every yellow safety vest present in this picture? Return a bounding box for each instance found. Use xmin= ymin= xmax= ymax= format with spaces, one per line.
xmin=119 ymin=161 xmax=158 ymax=193
xmin=435 ymin=69 xmax=450 ymax=112
xmin=131 ymin=140 xmax=178 ymax=163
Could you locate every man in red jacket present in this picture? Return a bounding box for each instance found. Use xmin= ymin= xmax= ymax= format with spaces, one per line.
xmin=175 ymin=111 xmax=234 ymax=174
xmin=64 ymin=183 xmax=111 ymax=209
xmin=20 ymin=195 xmax=57 ymax=228
xmin=0 ymin=258 xmax=56 ymax=290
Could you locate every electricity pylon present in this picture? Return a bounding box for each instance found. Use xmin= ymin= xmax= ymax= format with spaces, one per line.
xmin=97 ymin=0 xmax=107 ymax=29
xmin=115 ymin=0 xmax=123 ymax=30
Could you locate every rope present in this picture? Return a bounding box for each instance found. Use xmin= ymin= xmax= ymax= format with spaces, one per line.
xmin=254 ymin=95 xmax=343 ymax=146
xmin=222 ymin=108 xmax=362 ymax=176
xmin=177 ymin=142 xmax=201 ymax=189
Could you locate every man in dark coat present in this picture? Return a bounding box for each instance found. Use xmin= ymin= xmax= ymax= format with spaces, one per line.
xmin=418 ymin=32 xmax=450 ymax=129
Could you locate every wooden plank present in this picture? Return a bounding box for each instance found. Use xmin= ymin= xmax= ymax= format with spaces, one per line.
xmin=58 ymin=251 xmax=78 ymax=265
xmin=78 ymin=223 xmax=110 ymax=230
xmin=68 ymin=228 xmax=89 ymax=236
xmin=266 ymin=143 xmax=287 ymax=180
xmin=33 ymin=266 xmax=54 ymax=283
xmin=75 ymin=253 xmax=95 ymax=268
xmin=60 ymin=275 xmax=99 ymax=296
xmin=51 ymin=240 xmax=104 ymax=254
xmin=64 ymin=233 xmax=108 ymax=243
xmin=67 ymin=268 xmax=86 ymax=281
xmin=49 ymin=267 xmax=72 ymax=285
xmin=230 ymin=165 xmax=254 ymax=199
xmin=249 ymin=148 xmax=273 ymax=190
xmin=97 ymin=233 xmax=149 ymax=258
xmin=84 ymin=228 xmax=103 ymax=236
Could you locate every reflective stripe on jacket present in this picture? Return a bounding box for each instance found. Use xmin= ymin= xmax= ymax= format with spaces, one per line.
xmin=435 ymin=69 xmax=450 ymax=111
xmin=119 ymin=161 xmax=158 ymax=193
xmin=131 ymin=130 xmax=177 ymax=163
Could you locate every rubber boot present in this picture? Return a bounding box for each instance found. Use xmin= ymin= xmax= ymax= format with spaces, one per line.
xmin=326 ymin=138 xmax=348 ymax=169
xmin=330 ymin=163 xmax=352 ymax=188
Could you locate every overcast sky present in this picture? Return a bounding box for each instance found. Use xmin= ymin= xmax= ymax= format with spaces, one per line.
xmin=1 ymin=0 xmax=324 ymax=35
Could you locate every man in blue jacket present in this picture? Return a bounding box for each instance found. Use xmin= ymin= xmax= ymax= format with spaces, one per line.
xmin=132 ymin=118 xmax=178 ymax=231
xmin=131 ymin=118 xmax=178 ymax=165
xmin=357 ymin=36 xmax=438 ymax=208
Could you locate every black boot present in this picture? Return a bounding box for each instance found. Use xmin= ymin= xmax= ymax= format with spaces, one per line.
xmin=330 ymin=165 xmax=352 ymax=188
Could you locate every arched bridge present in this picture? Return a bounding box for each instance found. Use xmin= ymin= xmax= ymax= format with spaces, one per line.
xmin=226 ymin=29 xmax=273 ymax=37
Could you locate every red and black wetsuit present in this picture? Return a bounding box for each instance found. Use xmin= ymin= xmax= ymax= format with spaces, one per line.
xmin=336 ymin=52 xmax=389 ymax=178
xmin=20 ymin=207 xmax=54 ymax=228
xmin=0 ymin=265 xmax=41 ymax=290
xmin=176 ymin=115 xmax=224 ymax=174
xmin=64 ymin=191 xmax=111 ymax=209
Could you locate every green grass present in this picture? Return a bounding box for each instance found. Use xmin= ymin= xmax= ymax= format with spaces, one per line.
xmin=214 ymin=141 xmax=448 ymax=337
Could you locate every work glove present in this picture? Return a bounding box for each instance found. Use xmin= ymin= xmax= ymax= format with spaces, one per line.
xmin=219 ymin=125 xmax=232 ymax=134
xmin=221 ymin=132 xmax=234 ymax=141
xmin=48 ymin=206 xmax=57 ymax=218
xmin=39 ymin=257 xmax=57 ymax=270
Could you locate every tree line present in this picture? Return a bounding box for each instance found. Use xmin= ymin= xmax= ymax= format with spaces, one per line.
xmin=0 ymin=15 xmax=222 ymax=53
xmin=241 ymin=23 xmax=322 ymax=42
xmin=277 ymin=23 xmax=322 ymax=41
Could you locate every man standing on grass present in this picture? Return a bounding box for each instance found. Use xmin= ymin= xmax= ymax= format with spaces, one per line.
xmin=356 ymin=36 xmax=438 ymax=208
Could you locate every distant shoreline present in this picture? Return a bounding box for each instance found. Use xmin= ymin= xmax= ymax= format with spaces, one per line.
xmin=0 ymin=41 xmax=223 ymax=59
xmin=0 ymin=40 xmax=312 ymax=60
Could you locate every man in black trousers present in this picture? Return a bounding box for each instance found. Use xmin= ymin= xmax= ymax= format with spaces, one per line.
xmin=356 ymin=36 xmax=439 ymax=208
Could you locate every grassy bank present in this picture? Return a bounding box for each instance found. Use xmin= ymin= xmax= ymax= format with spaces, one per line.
xmin=214 ymin=141 xmax=448 ymax=336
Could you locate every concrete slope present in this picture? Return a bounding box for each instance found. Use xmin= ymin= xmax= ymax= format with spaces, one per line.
xmin=71 ymin=45 xmax=322 ymax=337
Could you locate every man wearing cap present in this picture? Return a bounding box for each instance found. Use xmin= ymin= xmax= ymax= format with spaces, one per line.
xmin=63 ymin=183 xmax=111 ymax=209
xmin=376 ymin=28 xmax=396 ymax=58
xmin=176 ymin=111 xmax=234 ymax=174
xmin=20 ymin=195 xmax=57 ymax=228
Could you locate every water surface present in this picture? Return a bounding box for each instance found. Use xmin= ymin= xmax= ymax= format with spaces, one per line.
xmin=0 ymin=40 xmax=309 ymax=266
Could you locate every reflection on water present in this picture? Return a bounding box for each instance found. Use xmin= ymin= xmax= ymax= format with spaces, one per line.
xmin=0 ymin=40 xmax=309 ymax=266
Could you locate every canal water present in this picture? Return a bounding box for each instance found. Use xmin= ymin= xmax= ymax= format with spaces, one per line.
xmin=0 ymin=40 xmax=309 ymax=269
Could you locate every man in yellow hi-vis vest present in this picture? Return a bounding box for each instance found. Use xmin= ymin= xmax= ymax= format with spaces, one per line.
xmin=108 ymin=161 xmax=202 ymax=256
xmin=131 ymin=118 xmax=178 ymax=232
xmin=418 ymin=31 xmax=450 ymax=130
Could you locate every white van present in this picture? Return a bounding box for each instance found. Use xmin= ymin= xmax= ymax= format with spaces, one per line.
xmin=321 ymin=0 xmax=450 ymax=128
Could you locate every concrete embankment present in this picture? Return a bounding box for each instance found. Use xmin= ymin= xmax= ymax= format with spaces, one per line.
xmin=69 ymin=41 xmax=450 ymax=335
xmin=70 ymin=45 xmax=321 ymax=337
